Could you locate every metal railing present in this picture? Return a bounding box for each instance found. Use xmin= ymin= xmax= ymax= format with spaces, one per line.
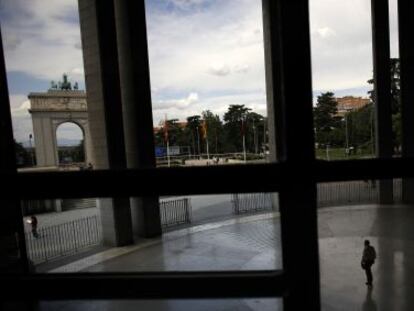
xmin=232 ymin=193 xmax=275 ymax=214
xmin=21 ymin=199 xmax=56 ymax=216
xmin=232 ymin=179 xmax=404 ymax=214
xmin=317 ymin=181 xmax=379 ymax=207
xmin=25 ymin=215 xmax=102 ymax=264
xmin=160 ymin=198 xmax=192 ymax=228
xmin=317 ymin=179 xmax=403 ymax=207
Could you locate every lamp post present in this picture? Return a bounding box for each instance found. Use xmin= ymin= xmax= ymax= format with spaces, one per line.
xmin=345 ymin=113 xmax=349 ymax=156
xmin=241 ymin=118 xmax=247 ymax=163
xmin=326 ymin=144 xmax=330 ymax=161
xmin=196 ymin=126 xmax=201 ymax=159
xmin=253 ymin=119 xmax=258 ymax=154
xmin=29 ymin=134 xmax=35 ymax=166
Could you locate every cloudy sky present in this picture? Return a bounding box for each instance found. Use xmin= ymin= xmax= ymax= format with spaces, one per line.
xmin=0 ymin=0 xmax=399 ymax=143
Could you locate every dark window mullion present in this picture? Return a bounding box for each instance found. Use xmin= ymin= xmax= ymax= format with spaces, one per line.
xmin=4 ymin=158 xmax=414 ymax=200
xmin=0 ymin=29 xmax=17 ymax=174
xmin=0 ymin=25 xmax=30 ymax=273
xmin=2 ymin=271 xmax=286 ymax=300
xmin=262 ymin=0 xmax=320 ymax=310
xmin=95 ymin=0 xmax=128 ymax=169
xmin=371 ymin=0 xmax=394 ymax=203
xmin=397 ymin=1 xmax=414 ymax=203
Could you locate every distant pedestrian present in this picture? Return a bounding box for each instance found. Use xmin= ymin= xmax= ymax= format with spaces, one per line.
xmin=361 ymin=240 xmax=376 ymax=287
xmin=29 ymin=215 xmax=39 ymax=238
xmin=87 ymin=162 xmax=93 ymax=170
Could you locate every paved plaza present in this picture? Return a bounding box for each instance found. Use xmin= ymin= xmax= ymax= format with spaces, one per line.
xmin=38 ymin=204 xmax=414 ymax=310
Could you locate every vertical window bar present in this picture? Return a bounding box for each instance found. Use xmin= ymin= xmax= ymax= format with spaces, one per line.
xmin=397 ymin=1 xmax=414 ymax=203
xmin=113 ymin=0 xmax=162 ymax=238
xmin=371 ymin=0 xmax=393 ymax=203
xmin=0 ymin=26 xmax=30 ymax=274
xmin=114 ymin=0 xmax=157 ymax=169
xmin=262 ymin=0 xmax=320 ymax=310
xmin=94 ymin=0 xmax=127 ymax=169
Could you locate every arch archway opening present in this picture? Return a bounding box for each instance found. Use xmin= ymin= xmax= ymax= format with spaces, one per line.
xmin=56 ymin=122 xmax=85 ymax=165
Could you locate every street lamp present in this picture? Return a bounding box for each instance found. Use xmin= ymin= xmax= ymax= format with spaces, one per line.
xmin=326 ymin=144 xmax=330 ymax=161
xmin=344 ymin=113 xmax=349 ymax=156
xmin=29 ymin=134 xmax=35 ymax=166
xmin=196 ymin=126 xmax=201 ymax=159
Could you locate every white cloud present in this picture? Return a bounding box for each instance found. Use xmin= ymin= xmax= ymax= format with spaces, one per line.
xmin=233 ymin=64 xmax=249 ymax=73
xmin=309 ymin=0 xmax=377 ymax=91
xmin=70 ymin=67 xmax=84 ymax=76
xmin=154 ymin=92 xmax=199 ymax=111
xmin=8 ymin=95 xmax=33 ymax=142
xmin=11 ymin=99 xmax=30 ymax=117
xmin=8 ymin=94 xmax=27 ymax=109
xmin=316 ymin=27 xmax=336 ymax=39
xmin=146 ymin=0 xmax=266 ymax=93
xmin=152 ymin=91 xmax=266 ymax=125
xmin=167 ymin=0 xmax=208 ymax=10
xmin=1 ymin=0 xmax=84 ymax=81
xmin=208 ymin=62 xmax=231 ymax=76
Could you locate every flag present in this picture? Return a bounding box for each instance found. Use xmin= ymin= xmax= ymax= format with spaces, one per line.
xmin=201 ymin=120 xmax=208 ymax=140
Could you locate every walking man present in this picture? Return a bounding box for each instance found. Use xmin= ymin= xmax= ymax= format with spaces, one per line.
xmin=361 ymin=240 xmax=376 ymax=286
xmin=29 ymin=215 xmax=39 ymax=238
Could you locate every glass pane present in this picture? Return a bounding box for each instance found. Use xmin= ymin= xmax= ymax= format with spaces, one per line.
xmin=309 ymin=0 xmax=375 ymax=160
xmin=35 ymin=299 xmax=283 ymax=311
xmin=0 ymin=0 xmax=87 ymax=169
xmin=22 ymin=193 xmax=281 ymax=273
xmin=145 ymin=0 xmax=272 ymax=166
xmin=317 ymin=178 xmax=414 ymax=310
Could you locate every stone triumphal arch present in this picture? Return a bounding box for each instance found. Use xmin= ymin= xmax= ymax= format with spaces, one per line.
xmin=29 ymin=88 xmax=93 ymax=167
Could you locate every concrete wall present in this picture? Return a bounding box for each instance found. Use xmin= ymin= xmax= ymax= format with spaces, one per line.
xmin=78 ymin=0 xmax=133 ymax=246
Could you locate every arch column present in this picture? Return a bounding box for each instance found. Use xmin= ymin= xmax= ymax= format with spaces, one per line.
xmin=80 ymin=120 xmax=94 ymax=165
xmin=32 ymin=115 xmax=59 ymax=167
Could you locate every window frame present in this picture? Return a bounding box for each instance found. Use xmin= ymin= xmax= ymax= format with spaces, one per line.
xmin=0 ymin=0 xmax=410 ymax=310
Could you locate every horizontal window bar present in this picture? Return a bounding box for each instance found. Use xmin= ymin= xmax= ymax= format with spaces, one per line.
xmin=1 ymin=158 xmax=414 ymax=199
xmin=0 ymin=271 xmax=285 ymax=300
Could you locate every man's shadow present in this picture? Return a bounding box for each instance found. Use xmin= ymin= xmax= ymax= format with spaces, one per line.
xmin=362 ymin=286 xmax=377 ymax=311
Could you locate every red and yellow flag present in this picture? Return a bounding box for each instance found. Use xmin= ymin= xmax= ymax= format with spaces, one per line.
xmin=201 ymin=120 xmax=208 ymax=140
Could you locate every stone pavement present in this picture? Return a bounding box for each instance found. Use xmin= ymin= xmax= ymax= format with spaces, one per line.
xmin=40 ymin=205 xmax=414 ymax=310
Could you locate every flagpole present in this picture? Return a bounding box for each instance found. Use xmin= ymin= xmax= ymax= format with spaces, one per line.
xmin=196 ymin=126 xmax=201 ymax=160
xmin=203 ymin=120 xmax=210 ymax=160
xmin=243 ymin=133 xmax=247 ymax=163
xmin=167 ymin=139 xmax=170 ymax=167
xmin=164 ymin=114 xmax=170 ymax=167
xmin=206 ymin=136 xmax=210 ymax=160
xmin=242 ymin=118 xmax=247 ymax=163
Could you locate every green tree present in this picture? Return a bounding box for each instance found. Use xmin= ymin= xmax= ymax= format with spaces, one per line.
xmin=346 ymin=104 xmax=375 ymax=152
xmin=14 ymin=140 xmax=33 ymax=167
xmin=314 ymin=92 xmax=342 ymax=147
xmin=155 ymin=119 xmax=188 ymax=147
xmin=223 ymin=105 xmax=251 ymax=152
xmin=246 ymin=111 xmax=265 ymax=153
xmin=186 ymin=115 xmax=201 ymax=155
xmin=201 ymin=110 xmax=223 ymax=154
xmin=71 ymin=139 xmax=85 ymax=162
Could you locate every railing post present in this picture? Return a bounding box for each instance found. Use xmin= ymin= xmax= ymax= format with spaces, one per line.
xmin=72 ymin=221 xmax=78 ymax=253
